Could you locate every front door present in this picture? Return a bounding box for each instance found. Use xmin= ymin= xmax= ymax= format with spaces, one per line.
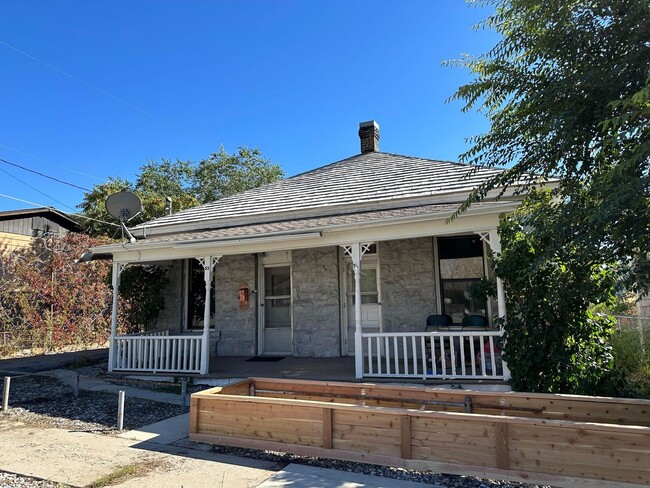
xmin=261 ymin=265 xmax=292 ymax=355
xmin=345 ymin=259 xmax=381 ymax=355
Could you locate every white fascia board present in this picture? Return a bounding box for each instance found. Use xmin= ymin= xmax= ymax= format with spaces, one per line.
xmin=92 ymin=201 xmax=517 ymax=264
xmin=132 ymin=184 xmax=536 ymax=237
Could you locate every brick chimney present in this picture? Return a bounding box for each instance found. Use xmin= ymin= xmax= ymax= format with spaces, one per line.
xmin=358 ymin=120 xmax=380 ymax=154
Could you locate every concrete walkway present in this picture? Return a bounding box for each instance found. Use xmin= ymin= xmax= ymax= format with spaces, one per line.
xmin=1 ymin=367 xmax=438 ymax=487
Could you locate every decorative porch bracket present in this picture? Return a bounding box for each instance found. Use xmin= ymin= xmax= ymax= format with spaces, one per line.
xmin=477 ymin=230 xmax=510 ymax=381
xmin=341 ymin=242 xmax=374 ymax=379
xmin=197 ymin=255 xmax=221 ymax=374
xmin=108 ymin=263 xmax=128 ymax=372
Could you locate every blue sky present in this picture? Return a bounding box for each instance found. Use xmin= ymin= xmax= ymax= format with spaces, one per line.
xmin=0 ymin=1 xmax=499 ymax=214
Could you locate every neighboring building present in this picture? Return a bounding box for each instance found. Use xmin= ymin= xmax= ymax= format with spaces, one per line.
xmin=90 ymin=121 xmax=554 ymax=380
xmin=0 ymin=207 xmax=81 ymax=254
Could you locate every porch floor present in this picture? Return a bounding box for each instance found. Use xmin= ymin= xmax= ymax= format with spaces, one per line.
xmin=203 ymin=356 xmax=508 ymax=388
xmin=206 ymin=356 xmax=357 ymax=382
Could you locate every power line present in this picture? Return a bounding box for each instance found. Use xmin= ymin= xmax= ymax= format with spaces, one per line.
xmin=0 ymin=157 xmax=91 ymax=191
xmin=0 ymin=143 xmax=106 ymax=182
xmin=0 ymin=167 xmax=76 ymax=211
xmin=0 ymin=38 xmax=210 ymax=141
xmin=0 ymin=193 xmax=120 ymax=228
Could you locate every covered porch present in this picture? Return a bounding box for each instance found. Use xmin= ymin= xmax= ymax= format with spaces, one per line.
xmin=104 ymin=221 xmax=511 ymax=382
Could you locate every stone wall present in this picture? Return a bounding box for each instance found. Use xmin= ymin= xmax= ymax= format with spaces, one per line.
xmin=214 ymin=254 xmax=257 ymax=356
xmin=155 ymin=260 xmax=184 ymax=333
xmin=379 ymin=238 xmax=437 ymax=334
xmin=291 ymin=247 xmax=341 ymax=357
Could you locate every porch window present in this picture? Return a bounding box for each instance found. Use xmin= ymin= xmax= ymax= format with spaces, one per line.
xmin=346 ymin=268 xmax=379 ymax=305
xmin=438 ymin=235 xmax=487 ymax=323
xmin=186 ymin=259 xmax=215 ymax=329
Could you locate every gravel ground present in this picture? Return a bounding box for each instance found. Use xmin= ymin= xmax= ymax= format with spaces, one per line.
xmin=0 ymin=374 xmax=187 ymax=432
xmin=0 ymin=471 xmax=72 ymax=488
xmin=0 ymin=369 xmax=553 ymax=488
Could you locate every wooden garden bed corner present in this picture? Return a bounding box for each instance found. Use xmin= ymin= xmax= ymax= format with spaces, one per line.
xmin=189 ymin=378 xmax=650 ymax=488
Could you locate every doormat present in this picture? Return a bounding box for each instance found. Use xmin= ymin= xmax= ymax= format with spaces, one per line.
xmin=246 ymin=356 xmax=286 ymax=362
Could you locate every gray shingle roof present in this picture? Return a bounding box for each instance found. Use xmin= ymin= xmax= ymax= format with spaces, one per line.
xmin=133 ymin=152 xmax=505 ymax=236
xmin=135 ymin=202 xmax=509 ymax=246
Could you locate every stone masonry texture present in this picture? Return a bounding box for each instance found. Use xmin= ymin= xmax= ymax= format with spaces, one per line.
xmin=291 ymin=247 xmax=341 ymax=357
xmin=213 ymin=254 xmax=257 ymax=356
xmin=379 ymin=238 xmax=437 ymax=334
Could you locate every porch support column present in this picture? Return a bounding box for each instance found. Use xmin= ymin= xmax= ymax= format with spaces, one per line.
xmin=198 ymin=255 xmax=220 ymax=375
xmin=487 ymin=229 xmax=507 ymax=321
xmin=351 ymin=243 xmax=363 ymax=379
xmin=108 ymin=262 xmax=126 ymax=372
xmin=488 ymin=229 xmax=510 ymax=381
xmin=342 ymin=243 xmax=373 ymax=379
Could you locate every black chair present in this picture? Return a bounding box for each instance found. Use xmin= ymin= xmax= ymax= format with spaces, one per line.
xmin=425 ymin=314 xmax=453 ymax=331
xmin=461 ymin=314 xmax=489 ymax=330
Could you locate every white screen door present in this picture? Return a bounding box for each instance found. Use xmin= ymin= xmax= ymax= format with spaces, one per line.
xmin=261 ymin=265 xmax=292 ymax=355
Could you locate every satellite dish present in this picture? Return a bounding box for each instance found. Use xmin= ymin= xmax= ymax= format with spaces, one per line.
xmin=105 ymin=191 xmax=142 ymax=243
xmin=105 ymin=191 xmax=142 ymax=222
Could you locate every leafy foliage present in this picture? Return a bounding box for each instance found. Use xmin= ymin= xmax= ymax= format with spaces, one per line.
xmin=0 ymin=233 xmax=113 ymax=353
xmin=450 ymin=0 xmax=650 ymax=293
xmin=602 ymin=320 xmax=650 ymax=398
xmin=495 ymin=192 xmax=617 ymax=394
xmin=78 ymin=147 xmax=283 ymax=238
xmin=115 ymin=265 xmax=169 ymax=334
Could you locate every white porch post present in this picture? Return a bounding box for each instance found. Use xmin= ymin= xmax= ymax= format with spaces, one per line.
xmin=343 ymin=243 xmax=373 ymax=379
xmin=488 ymin=229 xmax=510 ymax=380
xmin=108 ymin=262 xmax=125 ymax=373
xmin=351 ymin=243 xmax=363 ymax=379
xmin=198 ymin=256 xmax=220 ymax=375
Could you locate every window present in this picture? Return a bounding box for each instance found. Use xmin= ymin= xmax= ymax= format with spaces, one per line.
xmin=186 ymin=259 xmax=215 ymax=329
xmin=438 ymin=235 xmax=487 ymax=323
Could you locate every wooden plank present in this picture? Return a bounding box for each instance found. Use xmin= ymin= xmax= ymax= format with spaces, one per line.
xmin=508 ymin=423 xmax=650 ymax=450
xmin=190 ymin=432 xmax=408 ymax=470
xmin=323 ymin=408 xmax=332 ymax=449
xmin=495 ymin=422 xmax=509 ymax=470
xmin=196 ymin=399 xmax=324 ymax=421
xmin=411 ymin=416 xmax=496 ymax=438
xmin=197 ymin=412 xmax=323 ymax=437
xmin=509 ymin=441 xmax=650 ymax=471
xmin=189 ymin=396 xmax=199 ymax=434
xmin=410 ymin=432 xmax=496 ymax=449
xmin=510 ymin=449 xmax=650 ymax=485
xmin=331 ymin=438 xmax=401 ymax=457
xmin=411 ymin=446 xmax=496 ymax=466
xmin=333 ymin=424 xmax=402 ymax=441
xmin=197 ymin=423 xmax=323 ymax=447
xmin=401 ymin=415 xmax=411 ymax=459
xmin=190 ymin=431 xmax=650 ymax=488
xmin=190 ymin=378 xmax=650 ymax=488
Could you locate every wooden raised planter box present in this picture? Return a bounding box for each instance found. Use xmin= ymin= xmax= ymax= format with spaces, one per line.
xmin=189 ymin=378 xmax=650 ymax=488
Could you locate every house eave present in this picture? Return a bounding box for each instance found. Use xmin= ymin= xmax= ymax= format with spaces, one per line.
xmin=90 ymin=200 xmax=519 ymax=261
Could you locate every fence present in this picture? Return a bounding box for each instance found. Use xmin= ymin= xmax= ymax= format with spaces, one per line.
xmin=362 ymin=330 xmax=504 ymax=380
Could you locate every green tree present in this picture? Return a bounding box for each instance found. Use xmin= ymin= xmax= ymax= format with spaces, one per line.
xmin=450 ymin=0 xmax=650 ymax=293
xmin=78 ymin=147 xmax=283 ymax=237
xmin=193 ymin=146 xmax=283 ymax=203
xmin=495 ymin=191 xmax=617 ymax=394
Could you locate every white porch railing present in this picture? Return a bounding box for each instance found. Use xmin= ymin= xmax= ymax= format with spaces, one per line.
xmin=112 ymin=334 xmax=203 ymax=373
xmin=362 ymin=330 xmax=504 ymax=380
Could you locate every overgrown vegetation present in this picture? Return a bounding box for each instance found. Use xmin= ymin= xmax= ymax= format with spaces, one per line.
xmin=451 ymin=0 xmax=649 ymax=395
xmin=608 ymin=325 xmax=650 ymax=398
xmin=496 ymin=192 xmax=618 ymax=394
xmin=115 ymin=265 xmax=169 ymax=335
xmin=0 ymin=233 xmax=113 ymax=355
